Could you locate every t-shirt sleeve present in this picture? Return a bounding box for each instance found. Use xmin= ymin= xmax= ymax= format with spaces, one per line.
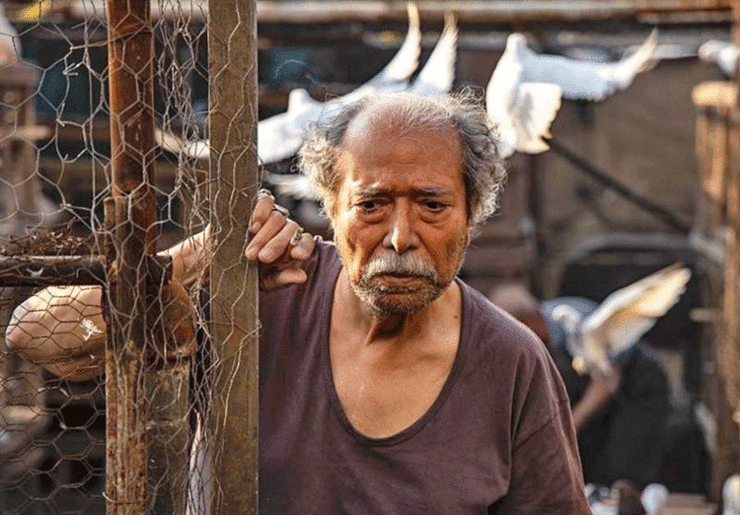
xmin=492 ymin=343 xmax=591 ymax=515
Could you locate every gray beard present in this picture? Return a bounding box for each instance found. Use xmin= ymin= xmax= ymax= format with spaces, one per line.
xmin=353 ymin=252 xmax=462 ymax=315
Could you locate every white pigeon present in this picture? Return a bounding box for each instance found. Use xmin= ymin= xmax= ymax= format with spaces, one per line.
xmin=257 ymin=1 xmax=422 ymax=164
xmin=158 ymin=2 xmax=422 ymax=164
xmin=698 ymin=39 xmax=740 ymax=77
xmin=640 ymin=483 xmax=669 ymax=515
xmin=154 ymin=126 xmax=209 ymax=160
xmin=576 ymin=262 xmax=691 ymax=375
xmin=486 ymin=30 xmax=658 ymax=159
xmin=259 ymin=10 xmax=458 ymax=200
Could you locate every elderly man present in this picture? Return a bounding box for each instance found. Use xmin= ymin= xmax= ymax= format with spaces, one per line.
xmin=7 ymin=91 xmax=589 ymax=513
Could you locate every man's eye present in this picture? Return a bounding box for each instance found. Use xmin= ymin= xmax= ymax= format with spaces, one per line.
xmin=358 ymin=200 xmax=379 ymax=211
xmin=424 ymin=201 xmax=446 ymax=211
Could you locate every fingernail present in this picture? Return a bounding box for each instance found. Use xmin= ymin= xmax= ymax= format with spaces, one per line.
xmin=245 ymin=246 xmax=257 ymax=260
xmin=251 ymin=222 xmax=261 ymax=233
xmin=292 ymin=247 xmax=308 ymax=259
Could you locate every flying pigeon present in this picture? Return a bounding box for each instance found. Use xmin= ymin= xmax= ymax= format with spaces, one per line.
xmin=486 ymin=30 xmax=659 ymax=159
xmin=257 ymin=1 xmax=423 ymax=164
xmin=259 ymin=10 xmax=457 ymax=203
xmin=698 ymin=39 xmax=740 ymax=77
xmin=573 ymin=262 xmax=691 ymax=375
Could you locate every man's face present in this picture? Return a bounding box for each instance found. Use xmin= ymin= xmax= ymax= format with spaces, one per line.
xmin=330 ymin=109 xmax=471 ymax=315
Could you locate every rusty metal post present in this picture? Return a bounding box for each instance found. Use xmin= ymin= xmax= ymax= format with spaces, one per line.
xmin=207 ymin=0 xmax=260 ymax=512
xmin=104 ymin=0 xmax=156 ymax=513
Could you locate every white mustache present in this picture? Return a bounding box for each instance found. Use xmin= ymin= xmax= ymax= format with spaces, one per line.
xmin=363 ymin=253 xmax=437 ymax=281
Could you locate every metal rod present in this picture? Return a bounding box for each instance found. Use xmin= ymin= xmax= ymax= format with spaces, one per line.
xmin=207 ymin=0 xmax=260 ymax=512
xmin=104 ymin=0 xmax=156 ymax=513
xmin=0 ymin=256 xmax=106 ymax=286
xmin=544 ymin=136 xmax=692 ymax=233
xmin=0 ymin=255 xmax=171 ymax=287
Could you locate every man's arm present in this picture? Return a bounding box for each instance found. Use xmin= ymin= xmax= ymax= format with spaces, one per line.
xmin=571 ymin=366 xmax=621 ymax=431
xmin=5 ymin=191 xmax=315 ymax=381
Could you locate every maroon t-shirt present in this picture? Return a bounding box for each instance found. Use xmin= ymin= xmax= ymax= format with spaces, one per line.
xmin=259 ymin=240 xmax=589 ymax=514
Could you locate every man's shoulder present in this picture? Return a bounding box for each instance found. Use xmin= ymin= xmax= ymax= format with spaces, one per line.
xmin=460 ymin=280 xmax=549 ymax=359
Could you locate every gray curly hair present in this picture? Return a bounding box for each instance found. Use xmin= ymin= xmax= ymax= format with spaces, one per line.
xmin=297 ymin=88 xmax=507 ymax=230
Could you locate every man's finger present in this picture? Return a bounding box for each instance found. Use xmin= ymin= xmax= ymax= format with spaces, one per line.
xmin=244 ymin=210 xmax=298 ymax=261
xmin=256 ymin=220 xmax=301 ymax=263
xmin=289 ymin=232 xmax=315 ymax=260
xmin=249 ymin=189 xmax=276 ymax=233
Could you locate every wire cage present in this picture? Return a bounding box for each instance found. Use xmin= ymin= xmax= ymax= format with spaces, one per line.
xmin=0 ymin=1 xmax=259 ymax=513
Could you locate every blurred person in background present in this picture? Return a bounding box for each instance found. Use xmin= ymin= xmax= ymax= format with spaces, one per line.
xmin=490 ymin=283 xmax=670 ymax=492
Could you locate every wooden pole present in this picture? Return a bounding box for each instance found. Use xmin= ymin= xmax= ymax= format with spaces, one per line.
xmin=104 ymin=0 xmax=156 ymax=513
xmin=207 ymin=0 xmax=260 ymax=513
xmin=105 ymin=1 xmax=193 ymax=512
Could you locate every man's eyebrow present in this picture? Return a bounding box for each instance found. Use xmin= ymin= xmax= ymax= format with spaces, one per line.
xmin=416 ymin=188 xmax=448 ymax=197
xmin=354 ymin=187 xmax=389 ymax=197
xmin=353 ymin=187 xmax=451 ymax=198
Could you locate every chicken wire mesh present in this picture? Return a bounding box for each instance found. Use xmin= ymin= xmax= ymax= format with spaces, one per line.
xmin=0 ymin=1 xmax=259 ymax=513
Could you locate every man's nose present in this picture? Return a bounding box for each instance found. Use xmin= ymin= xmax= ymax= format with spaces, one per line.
xmin=383 ymin=204 xmax=419 ymax=254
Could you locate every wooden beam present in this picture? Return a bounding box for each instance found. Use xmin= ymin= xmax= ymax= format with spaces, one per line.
xmin=56 ymin=0 xmax=734 ymax=25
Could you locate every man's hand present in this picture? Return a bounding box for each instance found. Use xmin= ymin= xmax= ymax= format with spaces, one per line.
xmin=245 ymin=189 xmax=316 ymax=291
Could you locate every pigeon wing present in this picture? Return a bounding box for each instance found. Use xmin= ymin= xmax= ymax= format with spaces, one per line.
xmin=520 ymin=49 xmax=614 ymax=101
xmin=512 ymin=82 xmax=562 ymax=154
xmin=520 ymin=29 xmax=658 ymax=101
xmin=581 ymin=263 xmax=691 ymax=357
xmin=364 ymin=2 xmax=422 ymax=89
xmin=409 ymin=12 xmax=457 ymax=95
xmin=485 ymin=37 xmax=524 ymax=159
xmin=602 ymin=28 xmax=659 ymax=91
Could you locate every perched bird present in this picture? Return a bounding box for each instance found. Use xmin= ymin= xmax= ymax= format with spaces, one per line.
xmin=640 ymin=483 xmax=668 ymax=515
xmin=698 ymin=39 xmax=740 ymax=77
xmin=568 ymin=262 xmax=691 ymax=375
xmin=486 ymin=30 xmax=658 ymax=158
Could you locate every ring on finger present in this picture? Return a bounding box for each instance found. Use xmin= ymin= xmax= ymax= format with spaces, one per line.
xmin=258 ymin=188 xmax=274 ymax=197
xmin=272 ymin=204 xmax=289 ymax=217
xmin=290 ymin=227 xmax=304 ymax=246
